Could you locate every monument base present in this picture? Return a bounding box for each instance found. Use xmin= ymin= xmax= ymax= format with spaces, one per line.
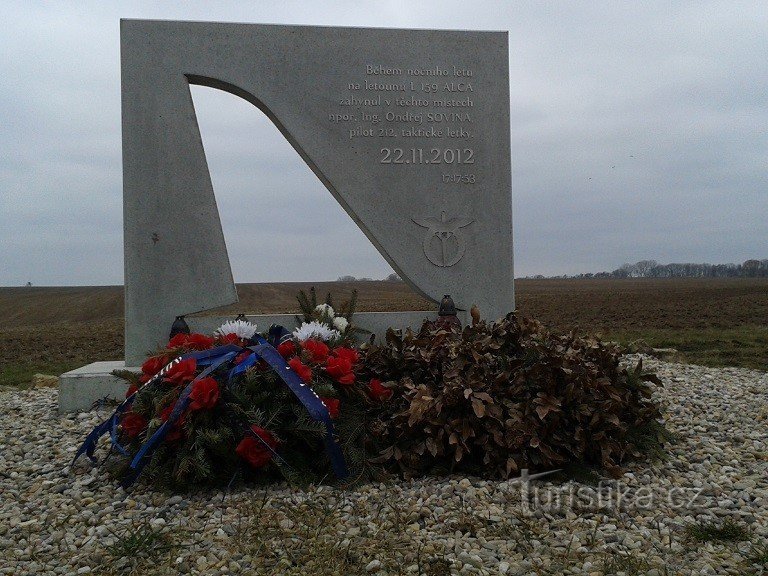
xmin=61 ymin=311 xmax=440 ymax=413
xmin=58 ymin=361 xmax=139 ymax=414
xmin=185 ymin=311 xmax=438 ymax=345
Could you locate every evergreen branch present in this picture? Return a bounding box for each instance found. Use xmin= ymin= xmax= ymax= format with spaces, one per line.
xmin=286 ymin=418 xmax=326 ymax=436
xmin=263 ymin=404 xmax=289 ymax=430
xmin=346 ymin=289 xmax=358 ymax=321
xmin=297 ymin=289 xmax=312 ymax=321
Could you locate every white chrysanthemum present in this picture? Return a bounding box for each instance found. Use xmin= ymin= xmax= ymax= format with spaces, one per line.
xmin=293 ymin=321 xmax=341 ymax=342
xmin=215 ymin=319 xmax=258 ymax=340
xmin=332 ymin=316 xmax=349 ymax=332
xmin=314 ymin=303 xmax=335 ymax=317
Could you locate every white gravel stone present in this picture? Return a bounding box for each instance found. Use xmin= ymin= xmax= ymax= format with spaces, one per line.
xmin=1 ymin=355 xmax=766 ymax=575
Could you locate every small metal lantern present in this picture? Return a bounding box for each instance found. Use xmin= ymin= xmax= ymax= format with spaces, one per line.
xmin=436 ymin=294 xmax=462 ymax=330
xmin=169 ymin=315 xmax=190 ymax=340
xmin=438 ymin=294 xmax=457 ymax=316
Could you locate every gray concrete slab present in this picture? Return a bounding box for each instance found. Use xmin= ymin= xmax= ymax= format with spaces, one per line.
xmin=188 ymin=311 xmax=436 ymax=341
xmin=58 ymin=361 xmax=138 ymax=413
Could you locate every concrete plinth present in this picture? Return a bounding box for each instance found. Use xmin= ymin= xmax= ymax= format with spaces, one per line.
xmin=58 ymin=310 xmax=436 ymax=413
xmin=58 ymin=361 xmax=139 ymax=413
xmin=187 ymin=311 xmax=435 ymax=342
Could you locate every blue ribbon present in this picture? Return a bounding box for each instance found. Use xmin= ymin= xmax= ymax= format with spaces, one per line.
xmin=122 ymin=349 xmax=238 ymax=487
xmin=109 ymin=402 xmax=132 ymax=457
xmin=266 ymin=324 xmax=293 ymax=346
xmin=73 ymin=345 xmax=240 ymax=466
xmin=74 ymin=397 xmax=134 ymax=463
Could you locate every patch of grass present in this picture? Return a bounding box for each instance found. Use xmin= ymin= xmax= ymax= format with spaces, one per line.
xmin=484 ymin=508 xmax=546 ymax=553
xmin=606 ymin=325 xmax=768 ymax=371
xmin=449 ymin=495 xmax=488 ymax=537
xmin=94 ymin=518 xmax=182 ymax=576
xmin=0 ymin=319 xmax=124 ymax=387
xmin=223 ymin=488 xmax=471 ymax=576
xmin=229 ymin=490 xmax=370 ymax=575
xmin=421 ymin=556 xmax=452 ymax=576
xmin=686 ymin=518 xmax=750 ymax=542
xmin=599 ymin=553 xmax=650 ymax=575
xmin=746 ymin=541 xmax=768 ymax=567
xmin=0 ymin=361 xmax=76 ymax=388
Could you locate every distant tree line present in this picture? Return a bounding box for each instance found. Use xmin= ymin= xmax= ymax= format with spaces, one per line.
xmin=337 ymin=273 xmax=403 ymax=282
xmin=526 ymin=259 xmax=768 ymax=280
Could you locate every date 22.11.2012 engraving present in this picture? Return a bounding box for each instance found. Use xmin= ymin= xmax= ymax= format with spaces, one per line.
xmin=380 ymin=148 xmax=474 ymax=165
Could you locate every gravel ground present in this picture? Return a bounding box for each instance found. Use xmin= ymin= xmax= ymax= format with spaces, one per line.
xmin=1 ymin=355 xmax=766 ymax=576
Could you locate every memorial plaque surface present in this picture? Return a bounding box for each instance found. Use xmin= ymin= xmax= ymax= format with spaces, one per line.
xmin=122 ymin=20 xmax=513 ymax=364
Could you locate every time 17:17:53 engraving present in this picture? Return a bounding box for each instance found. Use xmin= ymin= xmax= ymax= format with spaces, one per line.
xmin=380 ymin=147 xmax=475 ymax=165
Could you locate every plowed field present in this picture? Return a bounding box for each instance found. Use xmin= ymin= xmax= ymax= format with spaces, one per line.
xmin=1 ymin=278 xmax=766 ymax=385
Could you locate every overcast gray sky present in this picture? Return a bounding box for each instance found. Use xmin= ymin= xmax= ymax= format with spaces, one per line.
xmin=1 ymin=1 xmax=766 ymax=285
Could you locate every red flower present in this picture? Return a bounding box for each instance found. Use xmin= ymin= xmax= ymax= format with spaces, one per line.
xmin=302 ymin=339 xmax=329 ymax=363
xmin=325 ymin=355 xmax=355 ymax=385
xmin=160 ymin=403 xmax=186 ymax=443
xmin=236 ymin=425 xmax=279 ymax=469
xmin=217 ymin=333 xmax=243 ymax=346
xmin=189 ymin=377 xmax=220 ymax=411
xmin=121 ymin=412 xmax=147 ymax=438
xmin=125 ymin=384 xmax=139 ymax=398
xmin=277 ymin=340 xmax=296 ymax=359
xmin=168 ymin=332 xmax=215 ymax=350
xmin=163 ymin=358 xmax=197 ymax=386
xmin=185 ymin=333 xmax=215 ymax=350
xmin=235 ymin=351 xmax=251 ymax=365
xmin=141 ymin=355 xmax=167 ymax=378
xmin=368 ymin=379 xmax=393 ymax=401
xmin=321 ymin=397 xmax=340 ymax=419
xmin=160 ymin=404 xmax=175 ymax=422
xmin=332 ymin=347 xmax=359 ymax=365
xmin=288 ymin=357 xmax=313 ymax=383
xmin=167 ymin=333 xmax=189 ymax=348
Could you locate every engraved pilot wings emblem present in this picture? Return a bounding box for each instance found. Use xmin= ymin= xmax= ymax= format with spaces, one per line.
xmin=412 ymin=211 xmax=474 ymax=267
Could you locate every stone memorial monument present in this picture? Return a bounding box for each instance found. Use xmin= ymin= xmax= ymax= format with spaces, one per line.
xmin=59 ymin=19 xmax=514 ymax=411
